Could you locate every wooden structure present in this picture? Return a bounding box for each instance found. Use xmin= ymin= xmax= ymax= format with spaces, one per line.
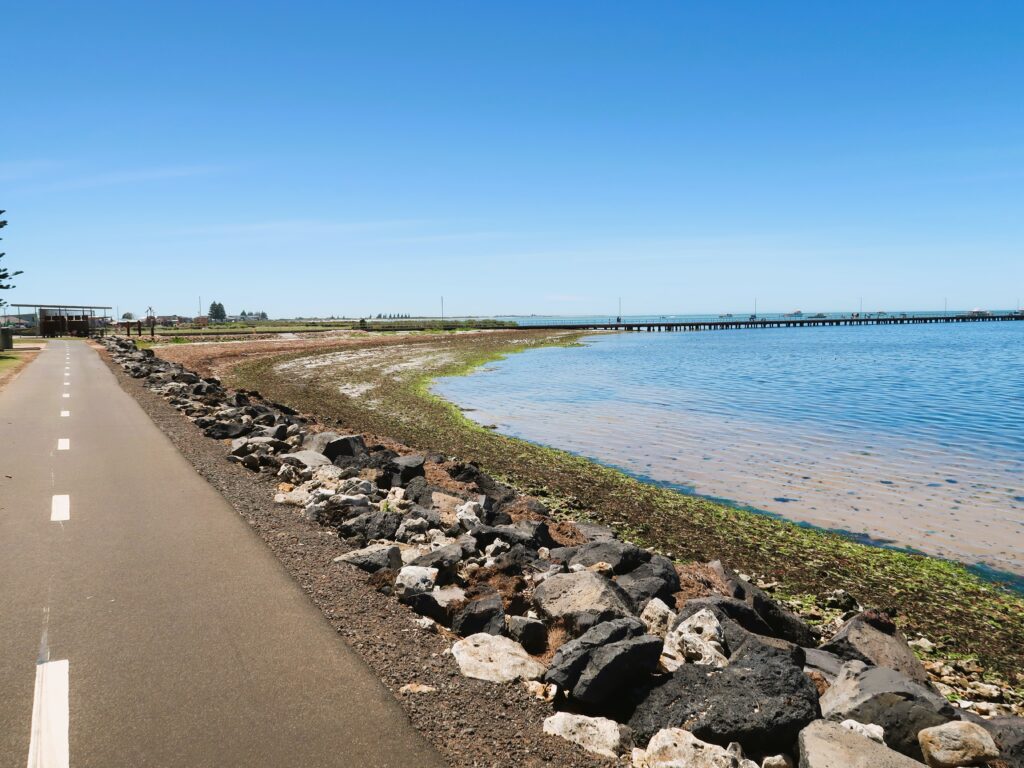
xmin=10 ymin=304 xmax=113 ymax=338
xmin=508 ymin=312 xmax=1024 ymax=333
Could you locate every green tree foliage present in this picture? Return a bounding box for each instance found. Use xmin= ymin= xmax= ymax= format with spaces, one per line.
xmin=0 ymin=210 xmax=24 ymax=309
xmin=208 ymin=301 xmax=227 ymax=321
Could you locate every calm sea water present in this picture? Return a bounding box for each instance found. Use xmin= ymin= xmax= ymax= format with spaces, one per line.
xmin=434 ymin=322 xmax=1024 ymax=578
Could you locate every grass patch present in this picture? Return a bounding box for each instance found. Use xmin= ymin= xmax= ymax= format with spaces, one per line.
xmin=0 ymin=349 xmax=37 ymax=388
xmin=223 ymin=329 xmax=1024 ymax=681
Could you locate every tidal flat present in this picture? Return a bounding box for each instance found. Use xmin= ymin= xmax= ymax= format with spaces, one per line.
xmin=157 ymin=329 xmax=1024 ymax=681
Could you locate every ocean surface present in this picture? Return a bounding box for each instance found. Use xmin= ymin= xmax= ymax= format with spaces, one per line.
xmin=434 ymin=321 xmax=1024 ymax=578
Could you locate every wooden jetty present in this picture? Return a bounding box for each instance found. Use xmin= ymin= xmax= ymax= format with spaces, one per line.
xmin=515 ymin=312 xmax=1024 ymax=333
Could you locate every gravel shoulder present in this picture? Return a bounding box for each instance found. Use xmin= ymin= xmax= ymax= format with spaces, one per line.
xmin=98 ymin=343 xmax=612 ymax=768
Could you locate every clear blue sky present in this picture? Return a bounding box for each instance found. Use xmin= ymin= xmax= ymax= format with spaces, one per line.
xmin=3 ymin=2 xmax=1023 ymax=318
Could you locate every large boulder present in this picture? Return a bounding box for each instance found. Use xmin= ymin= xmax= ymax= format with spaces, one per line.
xmin=568 ymin=540 xmax=651 ymax=574
xmin=798 ymin=720 xmax=926 ymax=768
xmin=404 ymin=586 xmax=467 ymax=625
xmin=545 ymin=617 xmax=662 ymax=705
xmin=627 ymin=636 xmax=819 ymax=753
xmin=323 ymin=434 xmax=368 ymax=461
xmin=542 ymin=712 xmax=634 ymax=760
xmin=338 ymin=510 xmax=404 ymax=543
xmin=533 ymin=571 xmax=635 ymax=636
xmin=203 ymin=421 xmax=251 ymax=440
xmin=918 ymin=721 xmax=999 ymax=768
xmin=410 ymin=541 xmax=474 ymax=580
xmin=820 ymin=610 xmax=929 ymax=684
xmin=473 ymin=520 xmax=557 ymax=550
xmin=615 ymin=555 xmax=682 ymax=610
xmin=280 ymin=450 xmax=333 ymax=469
xmin=710 ymin=561 xmax=815 ymax=646
xmin=631 ymin=728 xmax=758 ymax=768
xmin=333 ymin=543 xmax=401 ymax=573
xmin=451 ymin=633 xmax=546 ymax=683
xmin=382 ymin=454 xmax=426 ymax=487
xmin=451 ymin=592 xmax=505 ymax=636
xmin=572 ymin=635 xmax=662 ymax=705
xmin=505 ymin=615 xmax=548 ymax=654
xmin=820 ymin=661 xmax=957 ymax=761
xmin=546 ymin=618 xmax=645 ymax=690
xmin=301 ymin=431 xmax=343 ymax=454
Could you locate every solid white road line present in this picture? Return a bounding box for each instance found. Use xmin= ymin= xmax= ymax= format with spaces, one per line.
xmin=57 ymin=439 xmax=70 ymax=451
xmin=50 ymin=495 xmax=70 ymax=522
xmin=26 ymin=659 xmax=70 ymax=768
xmin=60 ymin=411 xmax=70 ymax=417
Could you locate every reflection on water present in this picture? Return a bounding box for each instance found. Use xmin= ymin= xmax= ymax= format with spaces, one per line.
xmin=433 ymin=323 xmax=1024 ymax=575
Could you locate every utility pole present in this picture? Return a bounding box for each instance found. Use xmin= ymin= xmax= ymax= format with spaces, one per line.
xmin=441 ymin=296 xmax=444 ymax=327
xmin=617 ymin=297 xmax=622 ymax=324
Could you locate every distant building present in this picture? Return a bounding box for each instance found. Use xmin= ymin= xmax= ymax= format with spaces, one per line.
xmin=0 ymin=313 xmax=34 ymax=328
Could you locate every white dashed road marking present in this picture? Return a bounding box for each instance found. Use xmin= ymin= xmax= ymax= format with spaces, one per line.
xmin=57 ymin=439 xmax=70 ymax=451
xmin=60 ymin=411 xmax=70 ymax=418
xmin=27 ymin=659 xmax=70 ymax=768
xmin=50 ymin=495 xmax=70 ymax=522
xmin=63 ymin=383 xmax=69 ymax=387
xmin=62 ymin=394 xmax=69 ymax=399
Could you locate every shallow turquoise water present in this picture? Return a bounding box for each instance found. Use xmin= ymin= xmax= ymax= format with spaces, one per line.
xmin=434 ymin=322 xmax=1024 ymax=576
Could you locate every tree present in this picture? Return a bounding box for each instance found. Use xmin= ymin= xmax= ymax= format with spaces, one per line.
xmin=122 ymin=312 xmax=135 ymax=320
xmin=241 ymin=310 xmax=248 ymax=318
xmin=208 ymin=301 xmax=226 ymax=321
xmin=0 ymin=210 xmax=23 ymax=310
xmin=258 ymin=311 xmax=268 ymax=320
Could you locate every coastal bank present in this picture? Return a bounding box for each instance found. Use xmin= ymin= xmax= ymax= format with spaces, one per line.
xmin=152 ymin=328 xmax=1024 ymax=684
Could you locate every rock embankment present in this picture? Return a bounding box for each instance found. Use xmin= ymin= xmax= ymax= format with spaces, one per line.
xmin=104 ymin=336 xmax=1024 ymax=768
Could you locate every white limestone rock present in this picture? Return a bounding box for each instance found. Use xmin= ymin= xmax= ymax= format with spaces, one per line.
xmin=451 ymin=633 xmax=546 ymax=683
xmin=640 ymin=597 xmax=676 ymax=639
xmin=543 ymin=712 xmax=634 ymax=759
xmin=661 ymin=608 xmax=728 ymax=670
xmin=632 ymin=729 xmax=758 ymax=767
xmin=840 ymin=719 xmax=885 ymax=744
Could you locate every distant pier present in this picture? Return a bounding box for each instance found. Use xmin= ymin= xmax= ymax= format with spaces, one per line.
xmin=513 ymin=312 xmax=1024 ymax=333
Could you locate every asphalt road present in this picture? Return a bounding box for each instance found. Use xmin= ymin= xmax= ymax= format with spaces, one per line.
xmin=0 ymin=339 xmax=445 ymax=768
